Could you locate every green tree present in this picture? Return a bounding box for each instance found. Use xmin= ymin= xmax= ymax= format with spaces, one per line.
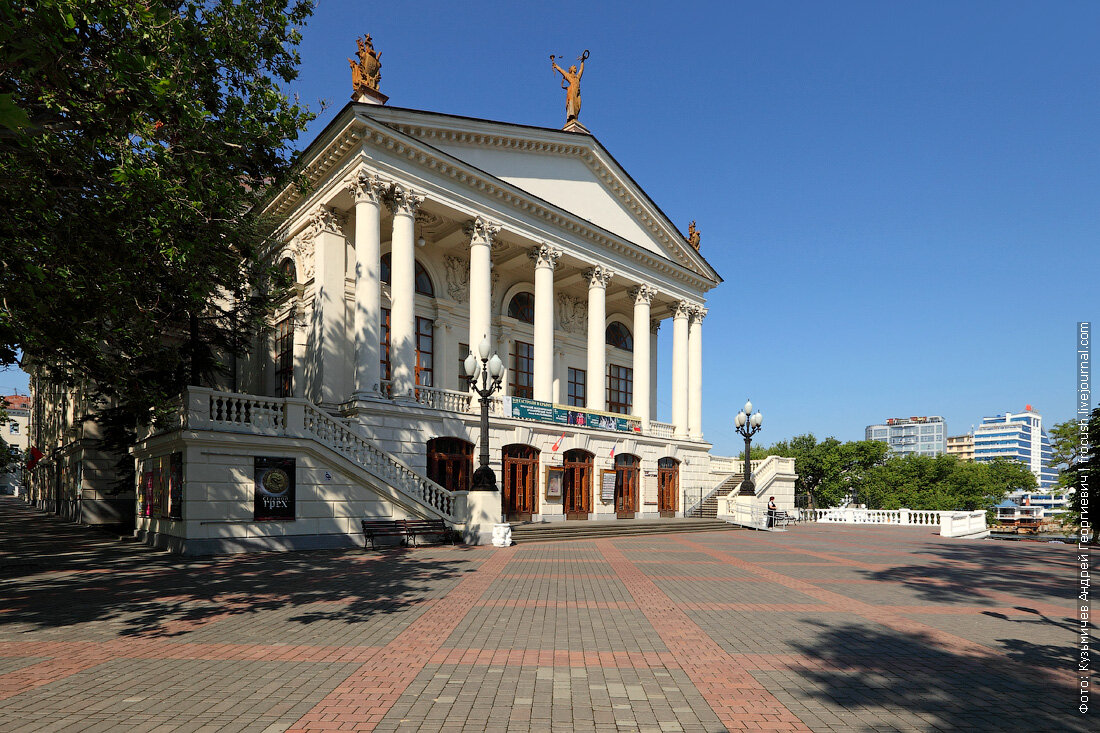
xmin=1062 ymin=407 xmax=1099 ymax=529
xmin=860 ymin=454 xmax=1033 ymax=514
xmin=761 ymin=435 xmax=887 ymax=508
xmin=0 ymin=1 xmax=314 ymax=435
xmin=1049 ymin=417 xmax=1085 ymax=491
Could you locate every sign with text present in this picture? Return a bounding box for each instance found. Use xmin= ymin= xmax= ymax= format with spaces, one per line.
xmin=600 ymin=469 xmax=617 ymax=503
xmin=254 ymin=456 xmax=296 ymax=521
xmin=502 ymin=397 xmax=641 ymax=434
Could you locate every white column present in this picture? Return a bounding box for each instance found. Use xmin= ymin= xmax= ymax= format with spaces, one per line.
xmin=387 ymin=185 xmax=423 ymax=399
xmin=531 ymin=244 xmax=561 ymax=403
xmin=630 ymin=285 xmax=655 ymax=426
xmin=307 ymin=205 xmax=348 ymax=405
xmin=649 ymin=318 xmax=659 ymax=422
xmin=584 ymin=266 xmax=614 ymax=410
xmin=466 ymin=216 xmax=500 ymax=370
xmin=688 ymin=307 xmax=706 ymax=439
xmin=350 ymin=172 xmax=386 ymax=397
xmin=671 ymin=301 xmax=692 ymax=437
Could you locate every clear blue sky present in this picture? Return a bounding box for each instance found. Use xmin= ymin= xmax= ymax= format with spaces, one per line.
xmin=4 ymin=1 xmax=1096 ymax=457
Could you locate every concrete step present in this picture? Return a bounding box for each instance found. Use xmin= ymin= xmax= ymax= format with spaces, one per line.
xmin=510 ymin=518 xmax=741 ymax=544
xmin=687 ymin=474 xmax=744 ymax=518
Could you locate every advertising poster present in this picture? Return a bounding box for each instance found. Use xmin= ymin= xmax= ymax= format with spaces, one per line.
xmin=504 ymin=396 xmax=641 ymax=434
xmin=168 ymin=452 xmax=183 ymax=519
xmin=545 ymin=466 xmax=564 ymax=499
xmin=141 ymin=470 xmax=154 ymax=518
xmin=600 ymin=469 xmax=617 ymax=503
xmin=254 ymin=456 xmax=296 ymax=521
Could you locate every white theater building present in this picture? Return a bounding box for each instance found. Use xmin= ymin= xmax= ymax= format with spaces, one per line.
xmin=129 ymin=75 xmax=793 ymax=553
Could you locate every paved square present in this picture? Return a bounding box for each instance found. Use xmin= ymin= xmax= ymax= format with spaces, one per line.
xmin=0 ymin=498 xmax=1089 ymax=732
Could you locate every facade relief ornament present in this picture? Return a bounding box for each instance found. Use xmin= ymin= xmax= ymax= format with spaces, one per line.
xmin=306 ymin=205 xmax=346 ymax=239
xmin=629 ymin=283 xmax=656 ymax=305
xmin=443 ymin=255 xmax=470 ymax=301
xmin=463 ymin=215 xmax=502 ymax=246
xmin=386 ymin=184 xmax=424 ymax=217
xmin=529 ymin=244 xmax=562 ymax=270
xmin=583 ymin=265 xmax=614 ymax=288
xmin=650 ymin=318 xmax=662 ymax=334
xmin=558 ymin=294 xmax=588 ymax=334
xmin=292 ymin=235 xmax=316 ymax=282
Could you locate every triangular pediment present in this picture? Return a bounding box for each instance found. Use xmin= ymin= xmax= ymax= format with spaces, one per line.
xmin=361 ymin=107 xmax=718 ymax=284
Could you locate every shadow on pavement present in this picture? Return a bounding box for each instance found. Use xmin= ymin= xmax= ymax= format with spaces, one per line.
xmin=784 ymin=619 xmax=1087 ymax=733
xmin=0 ymin=498 xmax=477 ymax=640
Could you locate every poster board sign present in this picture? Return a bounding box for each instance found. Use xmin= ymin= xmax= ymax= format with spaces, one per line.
xmin=254 ymin=456 xmax=296 ymax=521
xmin=600 ymin=469 xmax=617 ymax=503
xmin=502 ymin=396 xmax=641 ymax=434
xmin=168 ymin=452 xmax=183 ymax=519
xmin=545 ymin=466 xmax=564 ymax=499
xmin=141 ymin=470 xmax=154 ymax=517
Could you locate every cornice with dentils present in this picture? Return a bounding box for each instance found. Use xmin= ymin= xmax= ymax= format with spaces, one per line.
xmin=265 ymin=111 xmax=719 ymax=293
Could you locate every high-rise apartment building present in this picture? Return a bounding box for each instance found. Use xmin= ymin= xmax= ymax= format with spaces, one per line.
xmin=865 ymin=416 xmax=947 ymax=457
xmin=973 ymin=406 xmax=1056 ymax=488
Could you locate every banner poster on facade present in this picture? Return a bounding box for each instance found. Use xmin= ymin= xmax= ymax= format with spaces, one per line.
xmin=168 ymin=452 xmax=183 ymax=520
xmin=141 ymin=470 xmax=154 ymax=518
xmin=545 ymin=466 xmax=564 ymax=499
xmin=254 ymin=457 xmax=296 ymax=521
xmin=503 ymin=396 xmax=641 ymax=434
xmin=153 ymin=457 xmax=168 ymax=518
xmin=600 ymin=469 xmax=617 ymax=503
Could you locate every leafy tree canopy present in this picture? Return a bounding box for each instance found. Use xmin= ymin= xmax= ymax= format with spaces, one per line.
xmin=0 ymin=0 xmax=315 ymax=431
xmin=1049 ymin=417 xmax=1085 ymax=491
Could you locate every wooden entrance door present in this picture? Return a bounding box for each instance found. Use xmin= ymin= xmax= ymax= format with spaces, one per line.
xmin=502 ymin=444 xmax=539 ymax=521
xmin=614 ymin=454 xmax=639 ymax=519
xmin=657 ymin=457 xmax=679 ymax=518
xmin=562 ymin=449 xmax=592 ymax=520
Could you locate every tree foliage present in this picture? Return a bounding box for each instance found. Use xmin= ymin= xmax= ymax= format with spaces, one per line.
xmin=761 ymin=434 xmax=888 ymax=508
xmin=1049 ymin=417 xmax=1085 ymax=491
xmin=860 ymin=455 xmax=1034 ymax=512
xmin=1062 ymin=407 xmax=1098 ymax=528
xmin=0 ymin=1 xmax=314 ymax=432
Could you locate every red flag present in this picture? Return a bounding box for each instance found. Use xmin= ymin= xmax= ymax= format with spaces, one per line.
xmin=551 ymin=433 xmax=565 ymax=451
xmin=26 ymin=447 xmax=44 ymax=471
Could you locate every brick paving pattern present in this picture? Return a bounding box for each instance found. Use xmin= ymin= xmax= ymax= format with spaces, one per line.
xmin=0 ymin=497 xmax=1090 ymax=732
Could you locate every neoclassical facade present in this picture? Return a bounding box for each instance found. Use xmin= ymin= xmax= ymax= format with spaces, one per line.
xmin=128 ymin=99 xmax=743 ymax=553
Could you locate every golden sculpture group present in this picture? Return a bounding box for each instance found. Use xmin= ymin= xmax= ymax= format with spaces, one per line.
xmin=687 ymin=221 xmax=701 ymax=250
xmin=349 ymin=34 xmax=382 ymax=97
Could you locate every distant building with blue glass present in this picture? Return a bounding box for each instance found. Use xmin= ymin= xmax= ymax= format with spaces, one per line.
xmin=973 ymin=406 xmax=1056 ymax=488
xmin=865 ymin=416 xmax=947 ymax=457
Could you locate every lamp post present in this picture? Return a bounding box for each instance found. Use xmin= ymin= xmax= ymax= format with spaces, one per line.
xmin=463 ymin=336 xmax=505 ymax=492
xmin=734 ymin=399 xmax=764 ymax=495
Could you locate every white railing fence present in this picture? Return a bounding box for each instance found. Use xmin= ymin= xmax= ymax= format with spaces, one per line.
xmin=797 ymin=506 xmax=988 ymax=537
xmin=184 ymin=387 xmax=457 ymax=521
xmin=649 ymin=421 xmax=675 ymax=439
xmin=709 ymin=455 xmax=742 ymax=474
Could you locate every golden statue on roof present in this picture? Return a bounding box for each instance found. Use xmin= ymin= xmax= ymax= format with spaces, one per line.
xmin=551 ymin=50 xmax=589 ymax=128
xmin=687 ymin=221 xmax=701 ymax=251
xmin=349 ymin=34 xmax=382 ymax=96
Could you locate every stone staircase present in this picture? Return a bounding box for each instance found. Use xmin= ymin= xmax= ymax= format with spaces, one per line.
xmin=510 ymin=518 xmax=741 ymax=544
xmin=687 ymin=473 xmax=744 ymax=519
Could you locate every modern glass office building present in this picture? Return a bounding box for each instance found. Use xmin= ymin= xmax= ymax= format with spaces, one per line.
xmin=973 ymin=407 xmax=1056 ymax=488
xmin=865 ymin=416 xmax=947 ymax=457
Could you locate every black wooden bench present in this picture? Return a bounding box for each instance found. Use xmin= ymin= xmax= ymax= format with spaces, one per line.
xmin=771 ymin=510 xmax=792 ymax=528
xmin=404 ymin=518 xmax=456 ymax=547
xmin=361 ymin=519 xmax=407 ymax=550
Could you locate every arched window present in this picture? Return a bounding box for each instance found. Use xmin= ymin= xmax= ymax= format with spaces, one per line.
xmin=606 ymin=321 xmax=633 ymax=351
xmin=380 ymin=253 xmax=435 ymax=296
xmin=507 ymin=292 xmax=535 ymax=323
xmin=278 ymin=257 xmax=296 ymax=283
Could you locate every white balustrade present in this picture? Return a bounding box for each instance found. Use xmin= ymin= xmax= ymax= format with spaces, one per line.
xmin=798 ymin=507 xmax=988 ymax=537
xmin=411 ymin=385 xmax=472 ymax=413
xmin=649 ymin=421 xmax=676 ymax=439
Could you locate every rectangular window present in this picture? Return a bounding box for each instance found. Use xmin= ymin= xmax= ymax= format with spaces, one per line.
xmin=458 ymin=342 xmax=469 ymax=388
xmin=9 ymin=422 xmax=18 ymax=434
xmin=380 ymin=308 xmax=391 ymax=385
xmin=567 ymin=368 xmax=586 ymax=408
xmin=607 ymin=364 xmax=633 ymax=415
xmin=510 ymin=340 xmax=533 ymax=398
xmin=274 ymin=316 xmax=294 ymax=398
xmin=415 ymin=317 xmax=434 ymax=387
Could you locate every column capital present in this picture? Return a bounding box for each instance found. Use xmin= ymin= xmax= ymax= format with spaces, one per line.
xmin=464 ymin=215 xmax=501 ymax=246
xmin=673 ymin=300 xmax=697 ymax=319
xmin=387 ymin=184 xmax=424 ymax=217
xmin=529 ymin=243 xmax=562 ymax=269
xmin=629 ymin=283 xmax=657 ymax=305
xmin=650 ymin=318 xmax=662 ymax=334
xmin=583 ymin=265 xmax=614 ymax=288
xmin=347 ymin=170 xmax=388 ymax=204
xmin=691 ymin=307 xmax=708 ymax=323
xmin=306 ymin=204 xmax=346 ymax=239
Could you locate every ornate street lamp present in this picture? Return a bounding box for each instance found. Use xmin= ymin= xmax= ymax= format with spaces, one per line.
xmin=734 ymin=399 xmax=764 ymax=495
xmin=463 ymin=336 xmax=505 ymax=492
